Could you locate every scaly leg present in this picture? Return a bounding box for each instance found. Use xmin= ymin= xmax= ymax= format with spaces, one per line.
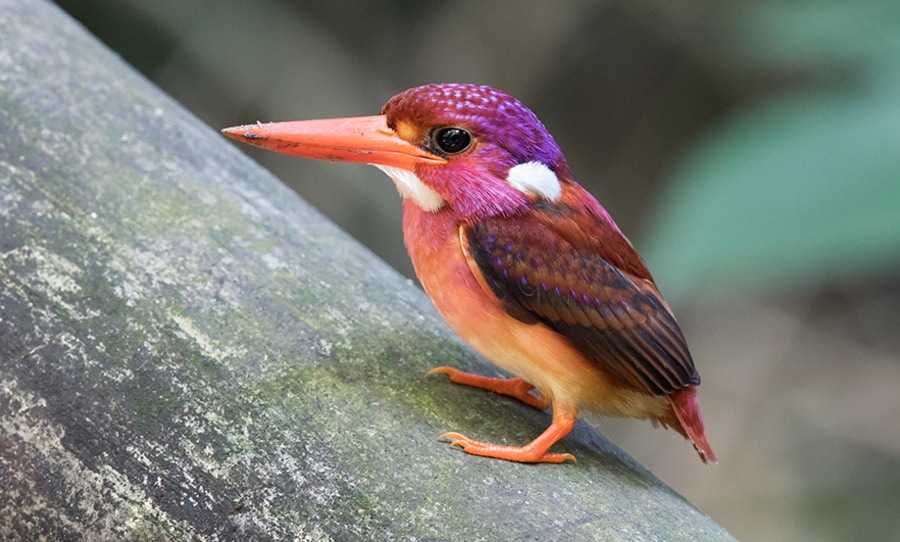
xmin=439 ymin=409 xmax=577 ymax=464
xmin=428 ymin=366 xmax=546 ymax=410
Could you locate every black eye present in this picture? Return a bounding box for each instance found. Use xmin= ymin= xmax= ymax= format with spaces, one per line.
xmin=434 ymin=127 xmax=472 ymax=154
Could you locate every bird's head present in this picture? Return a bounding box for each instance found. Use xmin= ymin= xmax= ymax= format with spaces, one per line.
xmin=223 ymin=84 xmax=570 ymax=220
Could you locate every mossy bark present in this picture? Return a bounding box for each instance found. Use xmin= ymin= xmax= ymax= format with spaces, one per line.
xmin=0 ymin=1 xmax=734 ymax=540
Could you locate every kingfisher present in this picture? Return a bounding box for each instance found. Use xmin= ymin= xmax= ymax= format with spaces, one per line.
xmin=223 ymin=83 xmax=715 ymax=464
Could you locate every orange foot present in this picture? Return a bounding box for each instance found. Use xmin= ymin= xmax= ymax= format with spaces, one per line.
xmin=427 ymin=366 xmax=546 ymax=410
xmin=438 ymin=413 xmax=578 ymax=464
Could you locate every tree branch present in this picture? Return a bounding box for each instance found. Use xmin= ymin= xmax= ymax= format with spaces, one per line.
xmin=0 ymin=1 xmax=733 ymax=540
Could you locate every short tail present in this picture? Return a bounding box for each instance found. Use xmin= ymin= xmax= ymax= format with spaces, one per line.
xmin=669 ymin=386 xmax=717 ymax=464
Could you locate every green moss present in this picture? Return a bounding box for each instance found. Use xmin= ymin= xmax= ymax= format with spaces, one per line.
xmin=0 ymin=1 xmax=735 ymax=539
xmin=132 ymin=390 xmax=180 ymax=422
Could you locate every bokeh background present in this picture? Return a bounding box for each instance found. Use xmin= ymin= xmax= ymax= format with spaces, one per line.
xmin=53 ymin=1 xmax=900 ymax=540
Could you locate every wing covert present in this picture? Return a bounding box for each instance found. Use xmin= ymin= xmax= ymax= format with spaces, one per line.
xmin=462 ymin=204 xmax=699 ymax=396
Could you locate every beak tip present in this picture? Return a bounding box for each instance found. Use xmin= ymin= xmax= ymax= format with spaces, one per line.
xmin=220 ymin=115 xmax=443 ymax=167
xmin=221 ymin=125 xmax=262 ymax=141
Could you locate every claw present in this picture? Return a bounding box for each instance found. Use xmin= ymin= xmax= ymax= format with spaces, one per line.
xmin=430 ymin=370 xmax=578 ymax=464
xmin=435 ymin=415 xmax=578 ymax=464
xmin=438 ymin=432 xmax=468 ymax=449
xmin=427 ymin=366 xmax=546 ymax=410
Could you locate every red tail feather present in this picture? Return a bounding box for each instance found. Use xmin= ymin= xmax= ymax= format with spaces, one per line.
xmin=669 ymin=386 xmax=717 ymax=464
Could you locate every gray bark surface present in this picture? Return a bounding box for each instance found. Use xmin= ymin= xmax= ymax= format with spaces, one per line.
xmin=0 ymin=1 xmax=734 ymax=540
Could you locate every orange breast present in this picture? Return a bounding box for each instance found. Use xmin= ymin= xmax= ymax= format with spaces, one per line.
xmin=401 ymin=202 xmax=672 ymax=421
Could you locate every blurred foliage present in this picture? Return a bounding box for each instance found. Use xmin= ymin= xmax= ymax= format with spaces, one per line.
xmin=50 ymin=1 xmax=900 ymax=541
xmin=54 ymin=0 xmax=727 ymax=282
xmin=54 ymin=0 xmax=900 ymax=302
xmin=643 ymin=0 xmax=900 ymax=300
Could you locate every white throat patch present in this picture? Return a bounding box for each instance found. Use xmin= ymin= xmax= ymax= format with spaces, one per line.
xmin=374 ymin=165 xmax=446 ymax=212
xmin=505 ymin=161 xmax=561 ymax=201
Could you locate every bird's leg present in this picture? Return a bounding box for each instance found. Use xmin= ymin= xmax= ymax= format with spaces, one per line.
xmin=439 ymin=409 xmax=577 ymax=464
xmin=427 ymin=366 xmax=546 ymax=410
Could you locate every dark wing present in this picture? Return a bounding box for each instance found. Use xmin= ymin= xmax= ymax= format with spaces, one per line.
xmin=461 ymin=202 xmax=699 ymax=396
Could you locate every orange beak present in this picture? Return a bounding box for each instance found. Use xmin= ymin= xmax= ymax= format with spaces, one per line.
xmin=221 ymin=115 xmax=444 ymax=169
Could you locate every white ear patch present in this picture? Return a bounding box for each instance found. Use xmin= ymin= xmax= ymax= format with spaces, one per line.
xmin=374 ymin=165 xmax=446 ymax=212
xmin=506 ymin=161 xmax=561 ymax=201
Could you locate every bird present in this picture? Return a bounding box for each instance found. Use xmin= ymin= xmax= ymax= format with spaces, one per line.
xmin=222 ymin=83 xmax=715 ymax=465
